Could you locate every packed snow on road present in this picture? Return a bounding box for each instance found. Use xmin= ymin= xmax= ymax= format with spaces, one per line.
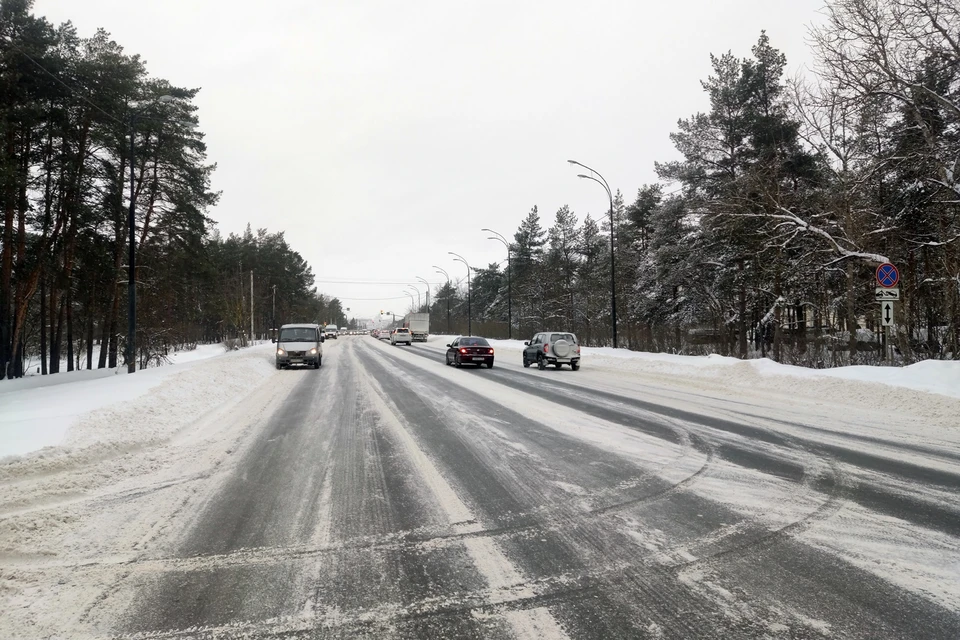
xmin=1 ymin=337 xmax=959 ymax=638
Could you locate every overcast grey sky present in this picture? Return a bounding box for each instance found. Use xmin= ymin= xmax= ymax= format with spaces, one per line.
xmin=35 ymin=0 xmax=824 ymax=320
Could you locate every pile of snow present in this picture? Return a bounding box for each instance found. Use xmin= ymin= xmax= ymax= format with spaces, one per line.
xmin=0 ymin=343 xmax=274 ymax=461
xmin=428 ymin=334 xmax=960 ymax=401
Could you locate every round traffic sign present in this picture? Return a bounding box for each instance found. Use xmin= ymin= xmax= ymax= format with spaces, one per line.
xmin=876 ymin=263 xmax=899 ymax=288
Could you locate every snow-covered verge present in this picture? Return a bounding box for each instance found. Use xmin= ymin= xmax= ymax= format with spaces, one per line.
xmin=0 ymin=342 xmax=307 ymax=637
xmin=426 ymin=335 xmax=960 ymax=426
xmin=0 ymin=343 xmax=245 ymax=460
xmin=466 ymin=337 xmax=960 ymax=400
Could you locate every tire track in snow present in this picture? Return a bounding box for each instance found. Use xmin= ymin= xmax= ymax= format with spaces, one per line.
xmin=351 ymin=342 xmax=571 ymax=639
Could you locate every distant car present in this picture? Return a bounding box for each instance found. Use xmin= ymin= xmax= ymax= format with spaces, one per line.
xmin=379 ymin=330 xmax=393 ymax=341
xmin=446 ymin=336 xmax=494 ymax=368
xmin=391 ymin=327 xmax=412 ymax=346
xmin=523 ymin=332 xmax=580 ymax=370
xmin=275 ymin=323 xmax=324 ymax=369
xmin=324 ymin=324 xmax=338 ymax=340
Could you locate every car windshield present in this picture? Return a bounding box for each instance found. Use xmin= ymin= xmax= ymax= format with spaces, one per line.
xmin=279 ymin=327 xmax=317 ymax=342
xmin=396 ymin=328 xmax=409 ymax=332
xmin=550 ymin=333 xmax=576 ymax=343
xmin=459 ymin=337 xmax=490 ymax=346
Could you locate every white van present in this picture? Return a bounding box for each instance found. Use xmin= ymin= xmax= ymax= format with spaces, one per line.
xmin=276 ymin=323 xmax=324 ymax=369
xmin=324 ymin=324 xmax=339 ymax=340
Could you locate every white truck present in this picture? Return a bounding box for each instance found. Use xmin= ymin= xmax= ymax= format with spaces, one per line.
xmin=404 ymin=313 xmax=429 ymax=342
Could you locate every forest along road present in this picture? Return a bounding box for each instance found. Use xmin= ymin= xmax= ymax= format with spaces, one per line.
xmin=16 ymin=337 xmax=960 ymax=639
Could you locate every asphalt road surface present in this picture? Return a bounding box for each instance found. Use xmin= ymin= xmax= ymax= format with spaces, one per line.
xmin=102 ymin=337 xmax=959 ymax=639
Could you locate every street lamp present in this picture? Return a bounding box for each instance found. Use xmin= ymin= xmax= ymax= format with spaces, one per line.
xmin=433 ymin=265 xmax=451 ymax=333
xmin=405 ymin=285 xmax=421 ymax=310
xmin=127 ymin=94 xmax=178 ymax=373
xmin=482 ymin=228 xmax=512 ymax=340
xmin=449 ymin=252 xmax=472 ymax=336
xmin=403 ymin=290 xmax=416 ymax=312
xmin=568 ymin=159 xmax=618 ymax=348
xmin=416 ymin=276 xmax=430 ymax=311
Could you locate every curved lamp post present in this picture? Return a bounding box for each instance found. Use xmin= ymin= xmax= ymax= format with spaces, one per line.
xmin=448 ymin=252 xmax=472 ymax=336
xmin=406 ymin=285 xmax=421 ymax=310
xmin=482 ymin=228 xmax=511 ymax=339
xmin=568 ymin=159 xmax=617 ymax=348
xmin=416 ymin=276 xmax=430 ymax=311
xmin=433 ymin=265 xmax=451 ymax=333
xmin=403 ymin=289 xmax=416 ymax=313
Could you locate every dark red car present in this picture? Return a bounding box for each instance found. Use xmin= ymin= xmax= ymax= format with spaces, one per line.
xmin=445 ymin=336 xmax=494 ymax=368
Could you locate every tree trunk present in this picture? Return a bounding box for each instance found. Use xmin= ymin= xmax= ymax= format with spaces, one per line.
xmin=737 ymin=259 xmax=748 ymax=358
xmin=0 ymin=127 xmax=14 ymax=379
xmin=51 ymin=295 xmax=65 ymax=374
xmin=66 ymin=284 xmax=75 ymax=372
xmin=97 ymin=305 xmax=110 ymax=369
xmin=40 ymin=273 xmax=48 ymax=375
xmin=86 ymin=286 xmax=95 ymax=370
xmin=107 ymin=288 xmax=120 ymax=368
xmin=846 ymin=262 xmax=857 ymax=364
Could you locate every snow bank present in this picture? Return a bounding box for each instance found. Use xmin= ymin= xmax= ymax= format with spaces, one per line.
xmin=0 ymin=343 xmax=274 ymax=461
xmin=428 ymin=335 xmax=960 ymax=400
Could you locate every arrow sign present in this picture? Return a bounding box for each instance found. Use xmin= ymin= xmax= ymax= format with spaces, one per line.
xmin=880 ymin=301 xmax=895 ymax=327
xmin=876 ymin=263 xmax=899 ymax=288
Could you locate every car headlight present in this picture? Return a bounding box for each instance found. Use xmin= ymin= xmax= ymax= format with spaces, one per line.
xmin=309 ymin=348 xmax=317 ymax=354
xmin=277 ymin=348 xmax=285 ymax=355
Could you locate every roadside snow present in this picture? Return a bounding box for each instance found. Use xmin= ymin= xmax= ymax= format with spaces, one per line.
xmin=429 ymin=335 xmax=960 ymax=401
xmin=0 ymin=343 xmax=263 ymax=460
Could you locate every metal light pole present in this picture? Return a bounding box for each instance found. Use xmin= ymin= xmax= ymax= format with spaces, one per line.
xmin=127 ymin=94 xmax=176 ymax=373
xmin=568 ymin=159 xmax=617 ymax=349
xmin=449 ymin=252 xmax=472 ymax=336
xmin=482 ymin=228 xmax=511 ymax=339
xmin=405 ymin=286 xmax=421 ymax=311
xmin=271 ymin=284 xmax=276 ymax=337
xmin=403 ymin=289 xmax=416 ymax=313
xmin=416 ymin=276 xmax=430 ymax=311
xmin=433 ymin=265 xmax=451 ymax=333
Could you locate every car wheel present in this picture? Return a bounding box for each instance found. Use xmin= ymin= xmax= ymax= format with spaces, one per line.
xmin=571 ymin=362 xmax=579 ymax=371
xmin=486 ymin=360 xmax=494 ymax=369
xmin=316 ymin=357 xmax=322 ymax=369
xmin=276 ymin=362 xmax=282 ymax=370
xmin=455 ymin=354 xmax=462 ymax=368
xmin=522 ymin=354 xmax=530 ymax=368
xmin=537 ymin=355 xmax=546 ymax=370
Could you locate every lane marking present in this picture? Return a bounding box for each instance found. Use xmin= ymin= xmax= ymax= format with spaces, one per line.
xmin=351 ymin=345 xmax=571 ymax=639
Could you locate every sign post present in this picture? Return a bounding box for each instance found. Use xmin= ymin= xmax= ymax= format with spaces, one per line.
xmin=875 ymin=263 xmax=899 ymax=362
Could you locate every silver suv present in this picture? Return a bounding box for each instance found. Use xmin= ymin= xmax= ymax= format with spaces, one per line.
xmin=523 ymin=332 xmax=580 ymax=370
xmin=391 ymin=327 xmax=412 ymax=346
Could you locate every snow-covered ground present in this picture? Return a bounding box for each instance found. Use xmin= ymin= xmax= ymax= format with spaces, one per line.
xmin=0 ymin=336 xmax=957 ymax=637
xmin=0 ymin=343 xmax=240 ymax=459
xmin=3 ymin=337 xmax=956 ymax=462
xmin=474 ymin=336 xmax=960 ymax=400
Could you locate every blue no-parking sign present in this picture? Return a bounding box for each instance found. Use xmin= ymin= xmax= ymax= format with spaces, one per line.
xmin=876 ymin=263 xmax=899 ymax=288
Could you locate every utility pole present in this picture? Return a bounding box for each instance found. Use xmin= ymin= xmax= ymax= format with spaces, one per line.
xmin=250 ymin=270 xmax=254 ymax=343
xmin=272 ymin=284 xmax=276 ymax=338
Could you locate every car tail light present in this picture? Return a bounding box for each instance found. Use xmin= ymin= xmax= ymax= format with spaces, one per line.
xmin=460 ymin=348 xmax=467 ymax=354
xmin=543 ymin=343 xmax=549 ymax=353
xmin=488 ymin=348 xmax=494 ymax=354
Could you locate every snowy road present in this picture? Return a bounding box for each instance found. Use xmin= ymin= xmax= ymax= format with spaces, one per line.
xmin=2 ymin=337 xmax=960 ymax=638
